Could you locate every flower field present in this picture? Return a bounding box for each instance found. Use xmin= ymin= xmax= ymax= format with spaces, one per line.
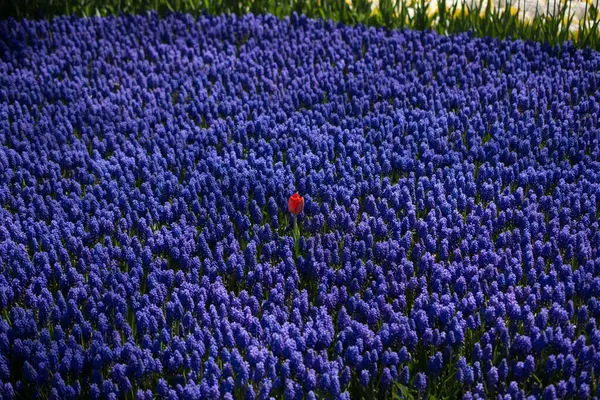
xmin=1 ymin=11 xmax=600 ymax=399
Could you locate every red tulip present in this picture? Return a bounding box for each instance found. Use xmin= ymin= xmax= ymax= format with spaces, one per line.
xmin=288 ymin=193 xmax=304 ymax=216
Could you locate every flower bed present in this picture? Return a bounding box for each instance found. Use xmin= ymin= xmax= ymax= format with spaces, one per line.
xmin=0 ymin=12 xmax=599 ymax=399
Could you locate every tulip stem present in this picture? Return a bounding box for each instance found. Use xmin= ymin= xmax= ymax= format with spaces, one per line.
xmin=293 ymin=215 xmax=300 ymax=257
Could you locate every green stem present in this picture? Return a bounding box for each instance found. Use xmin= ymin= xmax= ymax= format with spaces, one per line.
xmin=294 ymin=215 xmax=300 ymax=257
